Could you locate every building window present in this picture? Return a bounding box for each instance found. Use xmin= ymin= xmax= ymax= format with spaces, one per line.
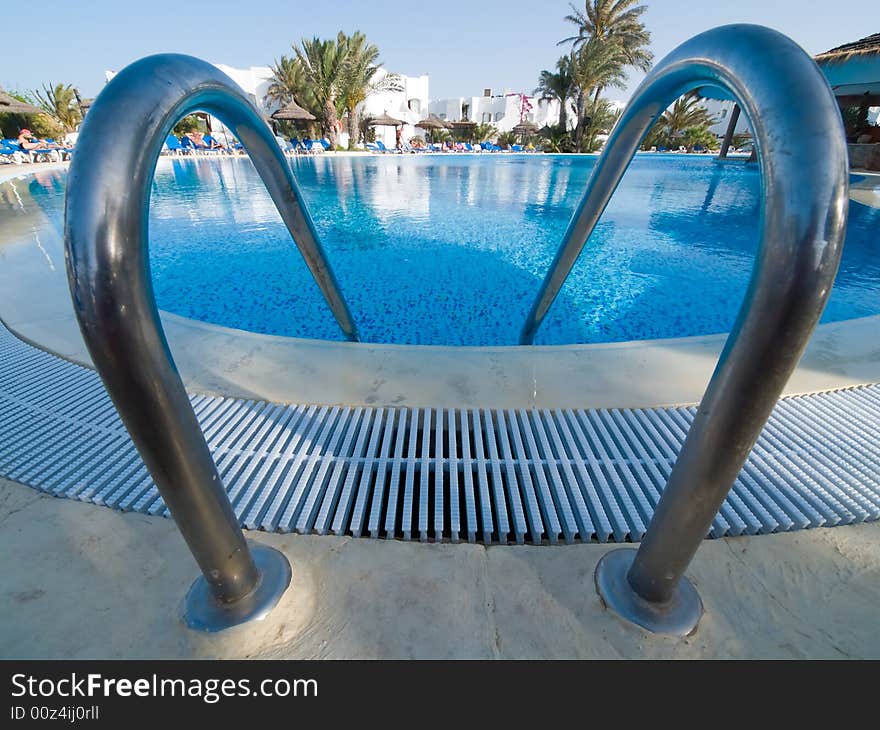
xmin=481 ymin=112 xmax=492 ymax=123
xmin=408 ymin=99 xmax=421 ymax=113
xmin=720 ymin=108 xmax=728 ymax=119
xmin=462 ymin=104 xmax=470 ymax=121
xmin=494 ymin=112 xmax=504 ymax=122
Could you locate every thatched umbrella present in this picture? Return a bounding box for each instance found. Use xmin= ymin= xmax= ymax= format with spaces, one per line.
xmin=271 ymin=100 xmax=316 ymax=122
xmin=0 ymin=89 xmax=43 ymax=116
xmin=415 ymin=115 xmax=447 ymax=130
xmin=444 ymin=119 xmax=475 ymax=142
xmin=415 ymin=115 xmax=450 ymax=143
xmin=512 ymin=120 xmax=539 ymax=139
xmin=269 ymin=100 xmax=317 ymax=139
xmin=367 ymin=112 xmax=404 ymax=128
xmin=367 ymin=112 xmax=405 ymax=147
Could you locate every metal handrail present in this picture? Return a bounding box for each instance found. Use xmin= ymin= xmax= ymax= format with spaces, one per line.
xmin=62 ymin=54 xmax=364 ymax=629
xmin=520 ymin=25 xmax=847 ymax=635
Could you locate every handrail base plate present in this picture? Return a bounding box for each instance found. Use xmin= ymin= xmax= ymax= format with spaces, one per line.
xmin=183 ymin=542 xmax=292 ymax=633
xmin=595 ymin=549 xmax=703 ymax=636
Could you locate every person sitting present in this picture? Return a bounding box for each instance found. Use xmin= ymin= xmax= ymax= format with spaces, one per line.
xmin=186 ymin=132 xmax=209 ymax=150
xmin=203 ymin=134 xmax=224 ymax=150
xmin=16 ymin=129 xmax=42 ymax=151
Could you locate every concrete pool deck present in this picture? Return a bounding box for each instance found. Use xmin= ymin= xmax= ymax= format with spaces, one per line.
xmin=1 ymin=475 xmax=878 ymax=659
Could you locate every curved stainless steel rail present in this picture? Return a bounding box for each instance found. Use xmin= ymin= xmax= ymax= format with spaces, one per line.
xmin=62 ymin=54 xmax=363 ymax=629
xmin=521 ymin=25 xmax=847 ymax=635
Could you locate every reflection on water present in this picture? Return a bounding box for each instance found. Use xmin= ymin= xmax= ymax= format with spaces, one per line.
xmin=1 ymin=156 xmax=878 ymax=346
xmin=0 ymin=172 xmax=63 ymax=273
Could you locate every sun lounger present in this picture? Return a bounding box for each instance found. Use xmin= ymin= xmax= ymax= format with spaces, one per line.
xmin=179 ymin=136 xmax=200 ymax=154
xmin=163 ymin=135 xmax=186 ymax=155
xmin=0 ymin=141 xmax=26 ymax=164
xmin=203 ymin=134 xmax=226 ymax=153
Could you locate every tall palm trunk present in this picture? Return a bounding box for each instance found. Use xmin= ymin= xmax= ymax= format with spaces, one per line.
xmin=346 ymin=106 xmax=359 ymax=149
xmin=322 ymin=99 xmax=338 ymax=147
xmin=574 ymin=91 xmax=587 ymax=151
xmin=558 ymin=96 xmax=568 ymax=132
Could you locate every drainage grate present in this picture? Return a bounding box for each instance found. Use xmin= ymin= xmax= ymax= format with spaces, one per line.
xmin=1 ymin=322 xmax=879 ymax=544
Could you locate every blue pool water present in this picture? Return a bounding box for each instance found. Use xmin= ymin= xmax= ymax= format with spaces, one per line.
xmin=16 ymin=155 xmax=880 ymax=346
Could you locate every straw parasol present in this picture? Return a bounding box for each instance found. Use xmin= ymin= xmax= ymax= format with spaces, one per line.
xmin=367 ymin=112 xmax=404 ymax=127
xmin=270 ymin=99 xmax=316 ymax=122
xmin=415 ymin=114 xmax=448 ymax=130
xmin=512 ymin=120 xmax=539 ymax=136
xmin=446 ymin=119 xmax=476 ymax=138
xmin=416 ymin=114 xmax=452 ymax=142
xmin=0 ymin=89 xmax=43 ymax=116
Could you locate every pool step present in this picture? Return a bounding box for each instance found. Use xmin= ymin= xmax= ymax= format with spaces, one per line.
xmin=1 ymin=322 xmax=879 ymax=544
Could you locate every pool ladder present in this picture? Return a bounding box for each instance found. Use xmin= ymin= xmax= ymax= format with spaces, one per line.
xmin=63 ymin=24 xmax=847 ymax=635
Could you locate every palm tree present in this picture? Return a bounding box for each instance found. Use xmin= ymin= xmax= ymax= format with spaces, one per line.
xmin=267 ymin=55 xmax=314 ymax=109
xmin=534 ymin=56 xmax=575 ymax=131
xmin=680 ymin=125 xmax=717 ymax=152
xmin=583 ymin=97 xmax=621 ymax=151
xmin=562 ymin=0 xmax=653 ymax=66
xmin=497 ymin=131 xmax=518 ymax=147
xmin=472 ymin=123 xmax=498 ymax=142
xmin=540 ymin=124 xmax=573 ymax=152
xmin=32 ymin=83 xmax=81 ymax=132
xmin=642 ymin=93 xmax=717 ymax=149
xmin=338 ymin=31 xmax=402 ymax=149
xmin=561 ymin=0 xmax=653 ymax=108
xmin=658 ymin=94 xmax=716 ymax=139
xmin=569 ymin=37 xmax=627 ymax=150
xmin=294 ymin=35 xmax=350 ymax=147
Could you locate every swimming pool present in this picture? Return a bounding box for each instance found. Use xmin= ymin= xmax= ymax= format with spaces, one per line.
xmin=12 ymin=155 xmax=880 ymax=346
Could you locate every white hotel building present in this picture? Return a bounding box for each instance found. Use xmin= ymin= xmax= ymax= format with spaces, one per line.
xmin=106 ymin=61 xmax=766 ymax=149
xmin=429 ymin=91 xmax=562 ymax=133
xmin=110 ymin=62 xmax=562 ymax=147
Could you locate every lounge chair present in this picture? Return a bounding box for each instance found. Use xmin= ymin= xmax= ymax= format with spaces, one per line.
xmin=163 ymin=135 xmax=185 ymax=155
xmin=42 ymin=139 xmax=73 ymax=159
xmin=0 ymin=141 xmax=26 ymax=164
xmin=375 ymin=140 xmax=398 ymax=153
xmin=300 ymin=138 xmax=322 ymax=154
xmin=179 ymin=136 xmax=200 ymax=155
xmin=203 ymin=134 xmax=226 ymax=153
xmin=28 ymin=142 xmax=61 ymax=163
xmin=365 ymin=142 xmax=380 ymax=152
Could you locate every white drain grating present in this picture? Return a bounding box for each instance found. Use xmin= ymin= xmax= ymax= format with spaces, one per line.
xmin=1 ymin=322 xmax=879 ymax=543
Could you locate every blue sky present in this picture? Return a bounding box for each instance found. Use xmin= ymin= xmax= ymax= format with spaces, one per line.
xmin=2 ymin=0 xmax=871 ymax=101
